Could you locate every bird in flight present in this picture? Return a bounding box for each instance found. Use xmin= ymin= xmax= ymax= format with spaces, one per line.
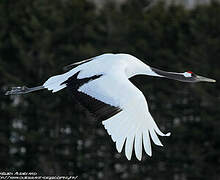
xmin=5 ymin=53 xmax=216 ymax=160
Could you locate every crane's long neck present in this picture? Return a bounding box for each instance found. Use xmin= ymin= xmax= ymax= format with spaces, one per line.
xmin=136 ymin=63 xmax=191 ymax=82
xmin=149 ymin=67 xmax=187 ymax=82
xmin=127 ymin=60 xmax=188 ymax=82
xmin=130 ymin=62 xmax=187 ymax=82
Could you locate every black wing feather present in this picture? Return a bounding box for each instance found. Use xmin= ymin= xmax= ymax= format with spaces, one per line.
xmin=61 ymin=71 xmax=122 ymax=121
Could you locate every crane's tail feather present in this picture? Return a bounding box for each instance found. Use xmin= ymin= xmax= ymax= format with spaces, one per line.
xmin=5 ymin=86 xmax=45 ymax=95
xmin=102 ymin=112 xmax=170 ymax=161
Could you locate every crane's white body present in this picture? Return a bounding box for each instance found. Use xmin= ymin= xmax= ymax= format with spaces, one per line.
xmin=43 ymin=53 xmax=170 ymax=160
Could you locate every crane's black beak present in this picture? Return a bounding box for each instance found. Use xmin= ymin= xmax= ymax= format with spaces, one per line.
xmin=195 ymin=75 xmax=216 ymax=83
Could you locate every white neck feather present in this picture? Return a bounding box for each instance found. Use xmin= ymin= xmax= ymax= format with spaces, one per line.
xmin=125 ymin=59 xmax=163 ymax=78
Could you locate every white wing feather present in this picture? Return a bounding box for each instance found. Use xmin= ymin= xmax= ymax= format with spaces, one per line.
xmin=79 ymin=72 xmax=170 ymax=160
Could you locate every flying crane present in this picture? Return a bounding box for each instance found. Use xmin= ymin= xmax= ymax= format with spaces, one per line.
xmin=5 ymin=53 xmax=216 ymax=160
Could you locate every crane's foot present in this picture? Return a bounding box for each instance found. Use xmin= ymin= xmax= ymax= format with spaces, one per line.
xmin=5 ymin=85 xmax=45 ymax=95
xmin=5 ymin=86 xmax=30 ymax=95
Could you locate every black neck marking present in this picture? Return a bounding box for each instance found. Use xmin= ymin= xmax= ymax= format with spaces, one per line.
xmin=151 ymin=67 xmax=190 ymax=82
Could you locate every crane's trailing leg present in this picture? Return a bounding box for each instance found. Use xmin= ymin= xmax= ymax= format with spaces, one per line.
xmin=5 ymin=86 xmax=45 ymax=95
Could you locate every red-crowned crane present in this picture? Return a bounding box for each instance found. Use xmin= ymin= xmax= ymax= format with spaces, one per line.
xmin=5 ymin=53 xmax=216 ymax=160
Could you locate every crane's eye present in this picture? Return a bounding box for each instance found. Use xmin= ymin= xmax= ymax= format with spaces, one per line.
xmin=183 ymin=71 xmax=194 ymax=77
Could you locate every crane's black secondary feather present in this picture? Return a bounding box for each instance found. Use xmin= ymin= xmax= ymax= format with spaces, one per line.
xmin=61 ymin=71 xmax=122 ymax=121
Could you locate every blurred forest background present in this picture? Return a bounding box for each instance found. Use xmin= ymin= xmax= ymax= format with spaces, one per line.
xmin=0 ymin=0 xmax=220 ymax=180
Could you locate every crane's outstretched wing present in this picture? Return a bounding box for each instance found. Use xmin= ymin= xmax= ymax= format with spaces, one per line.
xmin=44 ymin=70 xmax=170 ymax=160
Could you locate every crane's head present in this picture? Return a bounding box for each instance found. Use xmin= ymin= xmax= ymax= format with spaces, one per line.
xmin=182 ymin=71 xmax=216 ymax=83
